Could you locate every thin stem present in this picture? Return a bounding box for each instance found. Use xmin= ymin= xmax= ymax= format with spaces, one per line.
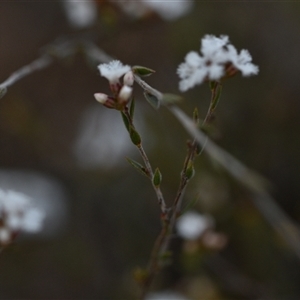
xmin=203 ymin=81 xmax=222 ymax=125
xmin=123 ymin=107 xmax=168 ymax=216
xmin=0 ymin=54 xmax=53 ymax=98
xmin=136 ymin=77 xmax=219 ymax=299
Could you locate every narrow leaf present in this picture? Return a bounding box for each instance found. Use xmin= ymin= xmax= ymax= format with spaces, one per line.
xmin=129 ymin=97 xmax=135 ymax=119
xmin=132 ymin=65 xmax=155 ymax=77
xmin=143 ymin=92 xmax=160 ymax=109
xmin=120 ymin=111 xmax=130 ymax=132
xmin=129 ymin=126 xmax=141 ymax=145
xmin=185 ymin=160 xmax=195 ymax=180
xmin=211 ymin=84 xmax=222 ymax=111
xmin=126 ymin=157 xmax=148 ymax=177
xmin=153 ymin=168 xmax=162 ymax=187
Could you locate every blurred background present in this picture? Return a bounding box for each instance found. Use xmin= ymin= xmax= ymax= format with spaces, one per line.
xmin=1 ymin=1 xmax=300 ymax=299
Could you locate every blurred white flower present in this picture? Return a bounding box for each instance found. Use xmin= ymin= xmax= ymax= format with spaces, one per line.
xmin=98 ymin=60 xmax=131 ymax=85
xmin=176 ymin=210 xmax=214 ymax=240
xmin=145 ymin=290 xmax=190 ymax=300
xmin=114 ymin=0 xmax=193 ymax=21
xmin=142 ymin=0 xmax=193 ymax=21
xmin=63 ymin=0 xmax=97 ymax=28
xmin=74 ymin=105 xmax=133 ymax=169
xmin=177 ymin=35 xmax=259 ymax=91
xmin=0 ymin=189 xmax=45 ymax=244
xmin=0 ymin=170 xmax=69 ymax=239
xmin=74 ymin=104 xmax=154 ymax=169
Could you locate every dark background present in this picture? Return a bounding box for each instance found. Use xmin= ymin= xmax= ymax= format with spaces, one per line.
xmin=1 ymin=1 xmax=300 ymax=299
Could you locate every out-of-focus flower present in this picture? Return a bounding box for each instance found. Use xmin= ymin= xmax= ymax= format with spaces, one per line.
xmin=0 ymin=170 xmax=69 ymax=239
xmin=145 ymin=290 xmax=190 ymax=300
xmin=0 ymin=189 xmax=45 ymax=245
xmin=113 ymin=0 xmax=193 ymax=21
xmin=177 ymin=35 xmax=259 ymax=92
xmin=63 ymin=0 xmax=98 ymax=28
xmin=142 ymin=0 xmax=193 ymax=21
xmin=98 ymin=60 xmax=131 ymax=85
xmin=74 ymin=105 xmax=133 ymax=169
xmin=176 ymin=210 xmax=214 ymax=240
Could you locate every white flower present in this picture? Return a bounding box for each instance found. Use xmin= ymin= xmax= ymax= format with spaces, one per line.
xmin=226 ymin=45 xmax=259 ymax=76
xmin=0 ymin=189 xmax=45 ymax=244
xmin=98 ymin=60 xmax=131 ymax=84
xmin=177 ymin=35 xmax=259 ymax=91
xmin=176 ymin=211 xmax=214 ymax=240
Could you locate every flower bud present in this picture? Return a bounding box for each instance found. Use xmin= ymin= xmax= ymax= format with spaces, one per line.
xmin=118 ymin=85 xmax=132 ymax=104
xmin=123 ymin=71 xmax=134 ymax=86
xmin=94 ymin=93 xmax=108 ymax=104
xmin=94 ymin=93 xmax=117 ymax=109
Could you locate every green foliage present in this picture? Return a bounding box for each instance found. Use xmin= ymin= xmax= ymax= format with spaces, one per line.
xmin=132 ymin=65 xmax=155 ymax=77
xmin=126 ymin=157 xmax=148 ymax=177
xmin=120 ymin=111 xmax=130 ymax=131
xmin=129 ymin=126 xmax=141 ymax=146
xmin=153 ymin=168 xmax=162 ymax=187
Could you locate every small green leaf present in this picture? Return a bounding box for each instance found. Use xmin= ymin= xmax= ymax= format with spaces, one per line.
xmin=120 ymin=111 xmax=130 ymax=132
xmin=0 ymin=87 xmax=7 ymax=99
xmin=143 ymin=92 xmax=160 ymax=109
xmin=185 ymin=160 xmax=195 ymax=180
xmin=153 ymin=168 xmax=162 ymax=187
xmin=129 ymin=126 xmax=141 ymax=145
xmin=126 ymin=157 xmax=148 ymax=177
xmin=161 ymin=93 xmax=183 ymax=105
xmin=132 ymin=65 xmax=155 ymax=77
xmin=129 ymin=97 xmax=135 ymax=119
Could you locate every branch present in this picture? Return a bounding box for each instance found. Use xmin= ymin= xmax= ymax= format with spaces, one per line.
xmin=0 ymin=38 xmax=114 ymax=100
xmin=168 ymin=105 xmax=300 ymax=261
xmin=0 ymin=54 xmax=53 ymax=99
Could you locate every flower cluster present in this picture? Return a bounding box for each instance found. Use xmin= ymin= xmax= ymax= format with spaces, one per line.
xmin=94 ymin=60 xmax=134 ymax=110
xmin=177 ymin=35 xmax=259 ymax=92
xmin=0 ymin=189 xmax=45 ymax=245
